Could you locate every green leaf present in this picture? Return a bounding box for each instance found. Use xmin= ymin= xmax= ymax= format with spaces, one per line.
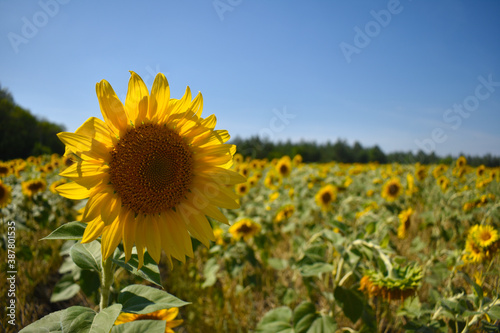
xmin=300 ymin=263 xmax=334 ymax=277
xmin=42 ymin=221 xmax=86 ymax=240
xmin=257 ymin=321 xmax=293 ymax=333
xmin=60 ymin=306 xmax=96 ymax=332
xmin=307 ymin=315 xmax=337 ymax=333
xmin=202 ymin=257 xmax=220 ymax=288
xmin=111 ymin=320 xmax=167 ymax=333
xmin=21 ymin=305 xmax=122 ymax=333
xmin=112 ymin=251 xmax=162 ymax=287
xmin=19 ymin=309 xmax=66 ymax=333
xmin=50 ymin=274 xmax=80 ymax=303
xmin=118 ymin=285 xmax=189 ymax=314
xmin=71 ymin=241 xmax=102 ymax=271
xmin=293 ymin=301 xmax=317 ymax=327
xmin=268 ymin=257 xmax=289 ymax=270
xmin=79 ymin=270 xmax=101 ymax=297
xmin=90 ymin=304 xmax=123 ymax=333
xmin=257 ymin=306 xmax=293 ymax=328
xmin=334 ymin=286 xmax=363 ymax=323
xmin=487 ymin=305 xmax=500 ymax=320
xmin=295 ymin=313 xmax=318 ymax=333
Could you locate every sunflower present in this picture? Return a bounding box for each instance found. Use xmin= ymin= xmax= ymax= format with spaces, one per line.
xmin=456 ymin=156 xmax=467 ymax=168
xmin=22 ymin=179 xmax=47 ymax=197
xmin=315 ymin=184 xmax=337 ymax=211
xmin=62 ymin=155 xmax=74 ymax=168
xmin=275 ymin=155 xmax=292 ymax=177
xmin=114 ymin=308 xmax=183 ymax=333
xmin=464 ymin=239 xmax=485 ymax=264
xmin=381 ymin=178 xmax=402 ymax=202
xmin=228 ymin=218 xmax=261 ymax=241
xmin=415 ymin=165 xmax=427 ymax=181
xmin=475 ymin=225 xmax=499 ymax=248
xmin=235 ymin=182 xmax=249 ymax=196
xmin=397 ymin=208 xmax=413 ymax=239
xmin=476 ymin=165 xmax=486 ymax=178
xmin=432 ymin=164 xmax=447 ymax=179
xmin=292 ymin=154 xmax=303 ymax=165
xmin=0 ymin=162 xmax=10 ymax=177
xmin=233 ymin=153 xmax=243 ymax=164
xmin=56 ymin=72 xmax=245 ymax=269
xmin=0 ymin=181 xmax=12 ymax=208
xmin=436 ymin=175 xmax=450 ymax=191
xmin=264 ymin=171 xmax=282 ymax=190
xmin=274 ymin=204 xmax=295 ymax=223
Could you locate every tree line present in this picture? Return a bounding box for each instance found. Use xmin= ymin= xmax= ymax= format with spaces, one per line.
xmin=230 ymin=136 xmax=500 ymax=167
xmin=1 ymin=85 xmax=498 ymax=166
xmin=0 ymin=86 xmax=65 ymax=161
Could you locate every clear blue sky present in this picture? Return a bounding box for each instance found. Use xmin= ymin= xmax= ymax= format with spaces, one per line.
xmin=1 ymin=0 xmax=499 ymax=157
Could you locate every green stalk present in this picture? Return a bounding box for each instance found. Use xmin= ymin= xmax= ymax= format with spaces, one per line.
xmin=99 ymin=257 xmax=114 ymax=310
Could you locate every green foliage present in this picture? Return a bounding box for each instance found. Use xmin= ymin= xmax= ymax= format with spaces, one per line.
xmin=231 ymin=136 xmax=500 ymax=166
xmin=0 ymin=86 xmax=65 ymax=160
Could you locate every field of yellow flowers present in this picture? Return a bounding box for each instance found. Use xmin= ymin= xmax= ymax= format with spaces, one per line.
xmin=1 ymin=153 xmax=499 ymax=332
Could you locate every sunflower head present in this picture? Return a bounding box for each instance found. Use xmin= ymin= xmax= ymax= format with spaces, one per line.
xmin=114 ymin=308 xmax=183 ymax=333
xmin=397 ymin=208 xmax=414 ymax=239
xmin=0 ymin=181 xmax=12 ymax=208
xmin=228 ymin=218 xmax=261 ymax=241
xmin=476 ymin=165 xmax=486 ymax=178
xmin=56 ymin=72 xmax=245 ymax=269
xmin=456 ymin=156 xmax=467 ymax=168
xmin=315 ymin=184 xmax=337 ymax=211
xmin=381 ymin=178 xmax=402 ymax=202
xmin=22 ymin=179 xmax=47 ymax=197
xmin=292 ymin=154 xmax=303 ymax=165
xmin=0 ymin=162 xmax=10 ymax=177
xmin=235 ymin=182 xmax=250 ymax=196
xmin=275 ymin=155 xmax=292 ymax=177
xmin=437 ymin=175 xmax=450 ymax=191
xmin=474 ymin=225 xmax=499 ymax=248
xmin=415 ymin=165 xmax=427 ymax=181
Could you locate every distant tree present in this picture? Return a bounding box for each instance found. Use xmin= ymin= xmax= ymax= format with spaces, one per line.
xmin=230 ymin=134 xmax=499 ymax=166
xmin=0 ymin=86 xmax=66 ymax=160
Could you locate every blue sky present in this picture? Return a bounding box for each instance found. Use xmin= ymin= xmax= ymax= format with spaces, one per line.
xmin=1 ymin=0 xmax=499 ymax=157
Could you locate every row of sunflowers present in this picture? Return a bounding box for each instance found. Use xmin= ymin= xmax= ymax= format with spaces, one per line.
xmin=1 ymin=150 xmax=499 ymax=332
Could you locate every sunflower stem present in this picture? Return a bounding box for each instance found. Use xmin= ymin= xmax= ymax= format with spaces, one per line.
xmin=100 ymin=257 xmax=114 ymax=310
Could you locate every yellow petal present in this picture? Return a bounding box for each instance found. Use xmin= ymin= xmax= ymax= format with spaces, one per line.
xmin=75 ymin=117 xmax=115 ymax=147
xmin=157 ymin=214 xmax=183 ymax=266
xmin=100 ymin=192 xmax=122 ymax=226
xmin=188 ymin=91 xmax=203 ymax=119
xmin=145 ymin=215 xmax=162 ymax=264
xmin=58 ymin=132 xmax=108 ymax=160
xmin=55 ymin=182 xmax=91 ymax=200
xmin=96 ymin=80 xmax=128 ymax=135
xmin=121 ymin=209 xmax=136 ymax=262
xmin=101 ymin=218 xmax=124 ymax=260
xmin=200 ymin=114 xmax=217 ymax=129
xmin=197 ymin=130 xmax=230 ymax=147
xmin=196 ymin=167 xmax=247 ymax=185
xmin=125 ymin=71 xmax=149 ymax=125
xmin=163 ymin=86 xmax=192 ymax=122
xmin=202 ymin=204 xmax=229 ymax=225
xmin=81 ymin=217 xmax=105 ymax=243
xmin=163 ymin=210 xmax=193 ymax=261
xmin=135 ymin=214 xmax=147 ymax=269
xmin=178 ymin=204 xmax=214 ymax=248
xmin=149 ymin=73 xmax=170 ymax=120
xmin=193 ymin=181 xmax=240 ymax=209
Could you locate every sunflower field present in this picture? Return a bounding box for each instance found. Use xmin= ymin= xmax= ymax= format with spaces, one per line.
xmin=1 ymin=150 xmax=500 ymax=332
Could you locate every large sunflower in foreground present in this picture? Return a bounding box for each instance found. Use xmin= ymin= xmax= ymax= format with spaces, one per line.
xmin=56 ymin=72 xmax=246 ymax=268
